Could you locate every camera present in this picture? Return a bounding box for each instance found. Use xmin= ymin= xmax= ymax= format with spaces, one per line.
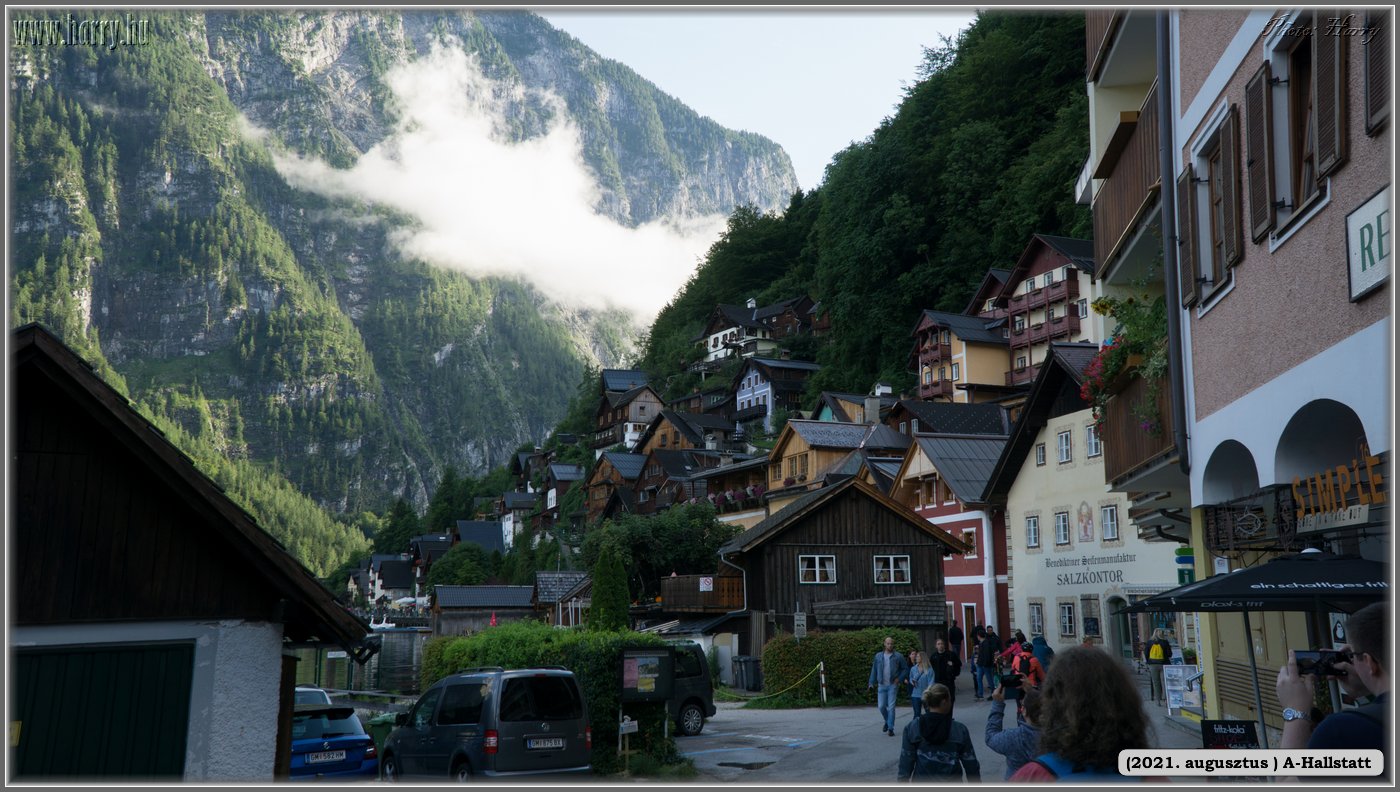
xmin=1294 ymin=649 xmax=1350 ymax=678
xmin=999 ymin=673 xmax=1023 ymax=688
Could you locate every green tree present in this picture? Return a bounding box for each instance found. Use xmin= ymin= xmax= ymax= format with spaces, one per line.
xmin=582 ymin=502 xmax=735 ymax=601
xmin=375 ymin=498 xmax=420 ymax=555
xmin=425 ymin=542 xmax=488 ymax=589
xmin=587 ymin=547 xmax=630 ymax=632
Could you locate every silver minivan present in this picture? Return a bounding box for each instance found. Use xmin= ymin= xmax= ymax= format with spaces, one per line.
xmin=380 ymin=667 xmax=591 ymax=781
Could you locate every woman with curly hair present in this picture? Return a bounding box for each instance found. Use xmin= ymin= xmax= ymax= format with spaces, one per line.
xmin=1008 ymin=645 xmax=1158 ymax=781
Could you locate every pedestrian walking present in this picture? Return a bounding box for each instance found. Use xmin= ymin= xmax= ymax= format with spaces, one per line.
xmin=868 ymin=635 xmax=910 ymax=736
xmin=1145 ymin=628 xmax=1172 ymax=705
xmin=971 ymin=625 xmax=988 ymax=700
xmin=1030 ymin=634 xmax=1055 ymax=670
xmin=948 ymin=619 xmax=964 ymax=661
xmin=896 ymin=684 xmax=980 ymax=782
xmin=908 ymin=651 xmax=934 ymax=719
xmin=930 ymin=638 xmax=962 ymax=703
xmin=975 ymin=628 xmax=1000 ymax=701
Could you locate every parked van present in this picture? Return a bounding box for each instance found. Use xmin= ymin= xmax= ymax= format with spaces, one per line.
xmin=665 ymin=641 xmax=717 ymax=736
xmin=380 ymin=667 xmax=591 ymax=781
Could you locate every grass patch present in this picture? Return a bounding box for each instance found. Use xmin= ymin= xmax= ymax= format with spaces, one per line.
xmin=613 ymin=753 xmax=698 ymax=780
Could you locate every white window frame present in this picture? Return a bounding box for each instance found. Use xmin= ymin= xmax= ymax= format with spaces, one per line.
xmin=1044 ymin=271 xmax=1054 ymax=287
xmin=1026 ymin=516 xmax=1040 ymax=549
xmin=1085 ymin=424 xmax=1102 ymax=458
xmin=1055 ymin=512 xmax=1071 ymax=545
xmin=1029 ymin=602 xmax=1045 ymax=637
xmin=1101 ymin=505 xmax=1119 ymax=541
xmin=950 ymin=362 xmax=960 ymax=381
xmin=961 ymin=530 xmax=977 ymax=558
xmin=873 ymin=555 xmax=910 ymax=585
xmin=1057 ymin=430 xmax=1072 ymax=463
xmin=1017 ymin=354 xmax=1028 ymax=370
xmin=1263 ymin=12 xmax=1332 ymax=242
xmin=1035 ymin=443 xmax=1046 ymax=466
xmin=800 ymin=554 xmax=836 ymax=584
xmin=1013 ymin=315 xmax=1025 ymax=332
xmin=1059 ymin=603 xmax=1076 ymax=637
xmin=1076 ymin=297 xmax=1089 ymax=318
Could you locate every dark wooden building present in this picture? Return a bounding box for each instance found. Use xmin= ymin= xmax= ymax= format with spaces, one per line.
xmin=11 ymin=324 xmax=371 ymax=782
xmin=718 ymin=477 xmax=970 ymax=654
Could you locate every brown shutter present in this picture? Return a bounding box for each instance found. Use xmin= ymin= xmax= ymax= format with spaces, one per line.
xmin=1314 ymin=12 xmax=1347 ymax=177
xmin=1221 ymin=105 xmax=1243 ymax=268
xmin=1177 ymin=166 xmax=1198 ymax=308
xmin=1366 ymin=10 xmax=1390 ymax=135
xmin=1244 ymin=63 xmax=1276 ymax=242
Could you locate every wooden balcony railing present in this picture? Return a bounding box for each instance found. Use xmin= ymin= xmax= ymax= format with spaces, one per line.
xmin=918 ymin=341 xmax=953 ymax=362
xmin=918 ymin=379 xmax=954 ymax=400
xmin=1005 ymin=364 xmax=1040 ymax=386
xmin=1093 ymin=81 xmax=1160 ymax=277
xmin=591 ymin=424 xmax=621 ymax=448
xmin=1103 ymin=372 xmax=1176 ymax=485
xmin=660 ymin=575 xmax=744 ymax=613
xmin=1086 ymin=10 xmax=1122 ymax=81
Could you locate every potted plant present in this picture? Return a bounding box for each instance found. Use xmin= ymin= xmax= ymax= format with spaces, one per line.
xmin=1080 ymin=291 xmax=1169 ymax=435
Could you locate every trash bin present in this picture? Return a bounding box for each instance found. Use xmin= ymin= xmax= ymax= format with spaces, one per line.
xmin=734 ymin=656 xmax=762 ymax=692
xmin=366 ymin=712 xmax=398 ymax=755
xmin=731 ymin=656 xmax=750 ymax=691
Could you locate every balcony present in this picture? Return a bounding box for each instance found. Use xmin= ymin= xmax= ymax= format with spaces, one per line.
xmin=1085 ymin=10 xmax=1122 ymax=81
xmin=733 ymin=403 xmax=767 ymax=424
xmin=660 ymin=574 xmax=744 ymax=613
xmin=918 ymin=341 xmax=953 ymax=363
xmin=1092 ymin=81 xmax=1160 ymax=277
xmin=591 ymin=424 xmax=621 ymax=449
xmin=1005 ymin=364 xmax=1040 ymax=387
xmin=1102 ymin=372 xmax=1176 ymax=486
xmin=917 ymin=378 xmax=954 ymax=400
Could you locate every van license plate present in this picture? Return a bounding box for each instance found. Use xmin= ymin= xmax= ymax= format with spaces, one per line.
xmin=527 ymin=738 xmax=565 ymax=750
xmin=307 ymin=750 xmax=345 ymax=764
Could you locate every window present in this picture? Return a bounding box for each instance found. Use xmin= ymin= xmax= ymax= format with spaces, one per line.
xmin=1059 ymin=603 xmax=1076 ymax=637
xmin=1243 ymin=12 xmax=1345 ymax=247
xmin=962 ymin=530 xmax=977 ymax=558
xmin=900 ymin=421 xmax=908 ymax=434
xmin=410 ymin=686 xmax=444 ymax=729
xmin=922 ymin=366 xmax=932 ymax=385
xmin=950 ymin=362 xmax=960 ymax=381
xmin=800 ymin=554 xmax=836 ymax=584
xmin=1017 ymin=355 xmax=1028 ymax=370
xmin=1055 ymin=512 xmax=1071 ymax=545
xmin=939 ymin=366 xmax=947 ymax=381
xmin=1086 ymin=424 xmax=1102 ymax=458
xmin=1081 ymin=596 xmax=1102 ymax=637
xmin=1035 ymin=443 xmax=1046 ymax=466
xmin=1101 ymin=505 xmax=1119 ymax=541
xmin=770 ymin=462 xmax=781 ymax=482
xmin=437 ymin=683 xmax=485 ymax=726
xmin=1076 ymin=298 xmax=1089 ymax=318
xmin=1029 ymin=603 xmax=1045 ymax=637
xmin=1044 ymin=271 xmax=1054 ymax=287
xmin=1046 ymin=305 xmax=1055 ymax=321
xmin=1013 ymin=315 xmax=1025 ymax=332
xmin=873 ymin=555 xmax=911 ymax=584
xmin=941 ymin=330 xmax=950 ymax=345
xmin=799 ymin=453 xmax=809 ymax=479
xmin=1057 ymin=431 xmax=1072 ymax=463
xmin=1365 ymin=11 xmax=1390 ymax=135
xmin=911 ymin=418 xmax=920 ymax=433
xmin=1026 ymin=516 xmax=1040 ymax=548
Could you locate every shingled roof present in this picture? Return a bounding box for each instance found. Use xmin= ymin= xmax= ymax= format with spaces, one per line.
xmin=600 ymin=451 xmax=647 ymax=481
xmin=786 ymin=420 xmax=910 ymax=452
xmin=916 ymin=310 xmax=1008 ymax=346
xmin=455 ymin=521 xmax=505 ymax=555
xmin=376 ymin=559 xmax=415 ymax=591
xmin=547 ymin=463 xmax=586 ymax=483
xmin=1036 ymin=234 xmax=1096 ymax=273
xmin=502 ymin=491 xmax=538 ymax=510
xmin=913 ymin=434 xmax=1010 ymax=505
xmin=434 ymin=585 xmax=537 ymax=609
xmin=602 ymin=369 xmax=649 ymax=393
xmin=535 ymin=571 xmax=589 ymax=605
xmin=892 ymin=400 xmax=1010 ymax=436
xmin=813 ymin=593 xmax=948 ymax=628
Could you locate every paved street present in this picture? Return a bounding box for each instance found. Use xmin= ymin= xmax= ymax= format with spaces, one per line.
xmin=674 ymin=671 xmax=1200 ymax=783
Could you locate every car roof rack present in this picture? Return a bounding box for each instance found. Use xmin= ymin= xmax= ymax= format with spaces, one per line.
xmin=454 ymin=666 xmax=506 ymax=674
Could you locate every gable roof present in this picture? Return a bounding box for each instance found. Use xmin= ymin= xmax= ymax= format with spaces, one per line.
xmin=602 ymin=369 xmax=649 ymax=393
xmin=914 ymin=309 xmax=1008 ymax=346
xmin=814 ymin=593 xmax=949 ymax=628
xmin=434 ymin=585 xmax=536 ymax=609
xmin=371 ymin=553 xmax=404 ymax=573
xmin=604 ymin=384 xmax=658 ymax=409
xmin=981 ymin=342 xmax=1100 ymax=503
xmin=1035 ymin=234 xmax=1097 ymax=273
xmin=600 ymin=451 xmax=647 ymax=481
xmin=502 ymin=491 xmax=538 ymax=510
xmin=784 ymin=420 xmax=911 ymax=453
xmin=890 ymin=400 xmax=1010 ymax=436
xmin=547 ymin=463 xmax=585 ymax=483
xmin=913 ymin=434 xmax=1011 ymax=505
xmin=11 ymin=325 xmax=372 ymax=656
xmin=410 ymin=534 xmax=454 ymax=563
xmin=719 ymin=478 xmax=971 ymax=556
xmin=745 ymin=357 xmax=823 ymax=374
xmin=376 ymin=559 xmax=415 ymax=590
xmin=455 ymin=520 xmax=506 ymax=555
xmin=816 ymin=391 xmax=899 ymax=423
xmin=535 ymin=571 xmax=589 ymax=604
xmin=863 ymin=456 xmax=906 ymax=494
xmin=964 ymin=268 xmax=1014 ymax=315
xmin=646 ymin=448 xmax=727 ymax=480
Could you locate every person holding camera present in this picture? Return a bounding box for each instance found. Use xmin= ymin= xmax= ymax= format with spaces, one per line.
xmin=1276 ymin=601 xmax=1389 ymax=762
xmin=985 ymin=681 xmax=1041 ymax=779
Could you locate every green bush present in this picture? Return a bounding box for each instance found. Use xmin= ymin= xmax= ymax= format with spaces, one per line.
xmin=758 ymin=627 xmax=921 ymax=706
xmin=419 ymin=621 xmax=679 ymax=774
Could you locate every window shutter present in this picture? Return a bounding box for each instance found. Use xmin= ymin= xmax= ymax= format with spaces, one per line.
xmin=1314 ymin=13 xmax=1347 ymax=177
xmin=1221 ymin=105 xmax=1244 ymax=268
xmin=1244 ymin=63 xmax=1276 ymax=242
xmin=1176 ymin=166 xmax=1199 ymax=308
xmin=1366 ymin=11 xmax=1390 ymax=135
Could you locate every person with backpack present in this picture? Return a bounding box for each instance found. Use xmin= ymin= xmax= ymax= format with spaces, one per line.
xmin=1276 ymin=601 xmax=1390 ymax=780
xmin=896 ymin=684 xmax=980 ymax=782
xmin=1031 ymin=634 xmax=1055 ymax=670
xmin=1011 ymin=643 xmax=1046 ymax=689
xmin=1009 ymin=645 xmax=1159 ymax=782
xmin=1145 ymin=628 xmax=1173 ymax=705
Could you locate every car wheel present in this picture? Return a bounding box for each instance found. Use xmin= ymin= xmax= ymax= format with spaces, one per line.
xmin=678 ymin=702 xmax=705 ymax=736
xmin=381 ymin=753 xmax=401 ymax=782
xmin=452 ymin=759 xmax=472 ymax=782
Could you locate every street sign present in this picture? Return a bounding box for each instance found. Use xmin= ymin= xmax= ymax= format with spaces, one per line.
xmin=619 ymin=716 xmax=638 ymax=735
xmin=699 ymin=576 xmax=713 ymax=592
xmin=793 ymin=611 xmax=807 ymax=639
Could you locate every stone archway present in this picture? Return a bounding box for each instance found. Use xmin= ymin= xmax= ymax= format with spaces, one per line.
xmin=1105 ymin=595 xmax=1133 ymax=664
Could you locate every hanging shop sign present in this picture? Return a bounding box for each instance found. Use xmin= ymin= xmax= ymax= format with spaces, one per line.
xmin=1347 ymin=185 xmax=1391 ymax=301
xmin=1291 ymin=445 xmax=1386 ymax=532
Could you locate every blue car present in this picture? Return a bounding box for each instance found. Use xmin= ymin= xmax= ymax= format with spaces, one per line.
xmin=289 ymin=704 xmax=379 ymax=781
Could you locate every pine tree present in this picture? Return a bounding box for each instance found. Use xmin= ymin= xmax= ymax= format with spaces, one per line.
xmin=587 ymin=547 xmax=630 ymax=632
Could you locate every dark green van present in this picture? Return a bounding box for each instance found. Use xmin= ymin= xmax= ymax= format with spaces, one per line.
xmin=666 ymin=641 xmax=717 ymax=736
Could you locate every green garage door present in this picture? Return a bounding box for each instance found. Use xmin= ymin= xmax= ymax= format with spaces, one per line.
xmin=12 ymin=642 xmax=194 ymax=779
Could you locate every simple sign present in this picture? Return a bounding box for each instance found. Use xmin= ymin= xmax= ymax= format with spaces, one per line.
xmin=699 ymin=576 xmax=714 ymax=592
xmin=1347 ymin=185 xmax=1390 ymax=301
xmin=619 ymin=716 xmax=638 ymax=735
xmin=793 ymin=611 xmax=807 ymax=639
xmin=1291 ymin=444 xmax=1386 ymax=530
xmin=326 ymin=650 xmax=348 ymax=659
xmin=1164 ymin=665 xmax=1201 ymax=714
xmin=1201 ymin=719 xmax=1260 ymax=749
xmin=620 ymin=649 xmax=673 ymax=703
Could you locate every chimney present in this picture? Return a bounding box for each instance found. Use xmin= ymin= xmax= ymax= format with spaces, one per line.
xmin=746 ymin=297 xmax=757 ymax=309
xmin=864 ymin=396 xmax=881 ymax=425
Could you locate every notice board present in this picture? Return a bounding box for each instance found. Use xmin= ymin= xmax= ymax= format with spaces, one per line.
xmin=621 ymin=648 xmax=674 ymax=703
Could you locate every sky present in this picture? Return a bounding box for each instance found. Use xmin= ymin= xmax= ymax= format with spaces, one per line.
xmin=541 ymin=10 xmax=978 ymax=191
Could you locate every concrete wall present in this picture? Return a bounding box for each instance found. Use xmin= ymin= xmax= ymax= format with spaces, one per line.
xmin=12 ymin=620 xmax=284 ymax=783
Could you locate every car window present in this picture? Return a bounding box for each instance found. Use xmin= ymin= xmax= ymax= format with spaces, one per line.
xmin=498 ymin=677 xmax=582 ymax=722
xmin=294 ymin=688 xmax=332 ymax=705
xmin=437 ymin=682 xmax=485 ymax=726
xmin=676 ymin=650 xmax=703 ymax=678
xmin=292 ymin=709 xmax=365 ymax=740
xmin=410 ymin=686 xmax=444 ymax=729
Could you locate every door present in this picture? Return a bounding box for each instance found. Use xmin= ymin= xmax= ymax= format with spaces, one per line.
xmin=492 ymin=675 xmax=589 ymax=772
xmin=962 ymin=604 xmax=978 ymax=661
xmin=1106 ymin=596 xmax=1133 ymax=662
xmin=12 ymin=642 xmax=194 ymax=779
xmin=400 ymin=685 xmax=443 ymax=776
xmin=428 ymin=681 xmax=485 ymax=777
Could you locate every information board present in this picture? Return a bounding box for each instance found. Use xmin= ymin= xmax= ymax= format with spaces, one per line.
xmin=620 ymin=648 xmax=674 ymax=703
xmin=1163 ymin=664 xmax=1201 ymax=714
xmin=1201 ymin=719 xmax=1260 ymax=749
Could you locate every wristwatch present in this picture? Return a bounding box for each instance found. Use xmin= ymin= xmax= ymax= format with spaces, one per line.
xmin=1282 ymin=707 xmax=1311 ymax=723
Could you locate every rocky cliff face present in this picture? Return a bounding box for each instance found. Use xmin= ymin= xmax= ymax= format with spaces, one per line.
xmin=9 ymin=9 xmax=797 ymax=516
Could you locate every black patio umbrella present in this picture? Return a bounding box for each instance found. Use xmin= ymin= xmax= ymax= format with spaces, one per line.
xmin=1116 ymin=550 xmax=1387 ymax=748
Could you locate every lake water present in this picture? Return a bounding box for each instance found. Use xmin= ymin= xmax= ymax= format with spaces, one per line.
xmin=295 ymin=629 xmax=430 ymax=695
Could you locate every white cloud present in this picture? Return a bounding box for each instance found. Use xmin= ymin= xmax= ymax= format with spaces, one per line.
xmin=269 ymin=45 xmax=726 ymax=321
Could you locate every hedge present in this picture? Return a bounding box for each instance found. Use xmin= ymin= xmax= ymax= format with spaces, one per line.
xmin=419 ymin=621 xmax=678 ymax=774
xmin=759 ymin=627 xmax=922 ymax=706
